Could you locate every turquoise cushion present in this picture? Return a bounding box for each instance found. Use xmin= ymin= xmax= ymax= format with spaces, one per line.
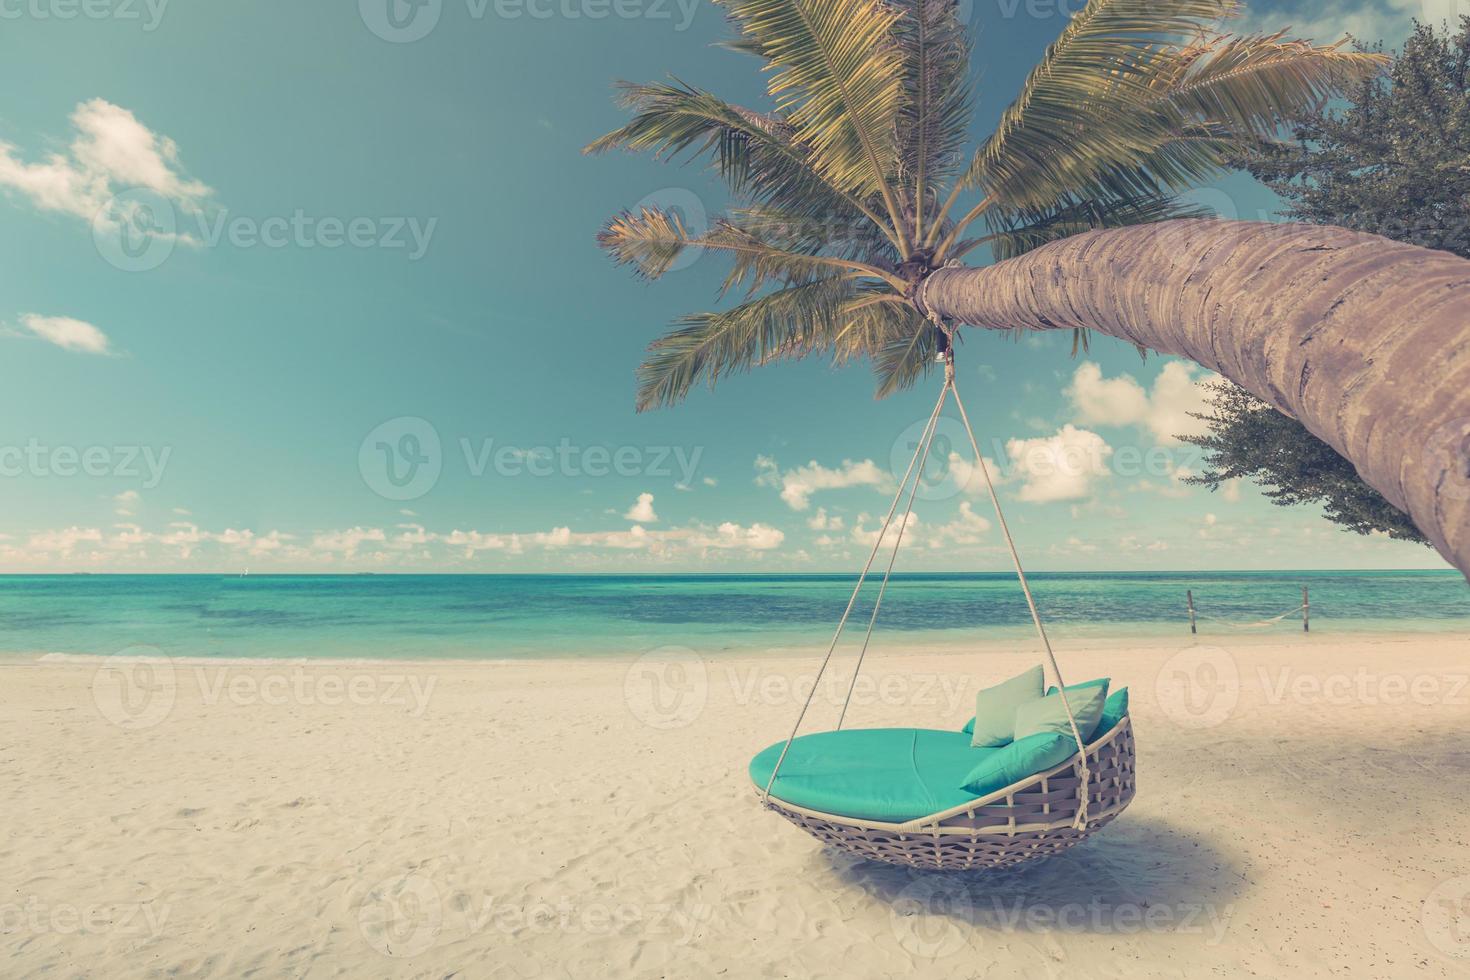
xmin=751 ymin=728 xmax=999 ymax=823
xmin=1096 ymin=687 xmax=1129 ymax=738
xmin=1014 ymin=683 xmax=1108 ymax=742
xmin=1045 ymin=677 xmax=1111 ymax=698
xmin=966 ymin=665 xmax=1044 ymax=747
xmin=958 ymin=731 xmax=1081 ymax=795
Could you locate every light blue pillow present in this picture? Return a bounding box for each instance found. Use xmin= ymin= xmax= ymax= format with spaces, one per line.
xmin=1045 ymin=677 xmax=1110 ymax=698
xmin=1096 ymin=687 xmax=1129 ymax=738
xmin=966 ymin=665 xmax=1044 ymax=747
xmin=959 ymin=731 xmax=1080 ymax=795
xmin=1013 ymin=683 xmax=1108 ymax=743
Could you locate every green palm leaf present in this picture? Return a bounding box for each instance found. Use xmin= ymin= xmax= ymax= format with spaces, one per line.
xmin=583 ymin=81 xmax=891 ymax=237
xmin=961 ymin=0 xmax=1238 ymax=210
xmin=594 ymin=0 xmax=1386 ymax=408
xmin=597 ymin=206 xmax=903 ymax=293
xmin=636 ymin=277 xmax=863 ymax=410
xmin=892 ymin=0 xmax=972 ymax=242
xmin=717 ymin=0 xmax=911 ymax=251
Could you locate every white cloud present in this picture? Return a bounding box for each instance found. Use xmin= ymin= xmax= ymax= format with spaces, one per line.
xmin=807 ymin=507 xmax=844 ymax=531
xmin=851 ymin=512 xmax=920 ymax=549
xmin=158 ymin=521 xmax=207 ymax=558
xmin=0 ymin=99 xmax=209 ymax=225
xmin=1067 ymin=361 xmax=1214 ymax=444
xmin=1067 ymin=362 xmax=1149 ymax=426
xmin=2 ymin=514 xmax=789 ymax=569
xmin=946 ymin=451 xmax=1009 ymax=497
xmin=756 ymin=454 xmax=890 ymax=510
xmin=700 ymin=522 xmax=784 ymax=550
xmin=1238 ymin=0 xmax=1428 ymax=47
xmin=624 ymin=492 xmax=658 ymax=523
xmin=923 ymin=501 xmax=992 ymax=548
xmin=16 ymin=314 xmax=111 ymax=355
xmin=26 ymin=527 xmax=103 ymax=555
xmin=1005 ymin=425 xmax=1114 ymax=503
xmin=215 ymin=528 xmax=293 ymax=557
xmin=1147 ymin=363 xmax=1214 ymax=444
xmin=1222 ymin=479 xmax=1243 ymax=503
xmin=311 ymin=527 xmax=387 ymax=556
xmin=442 ymin=529 xmax=511 ymax=556
xmin=113 ymin=490 xmax=139 ymax=517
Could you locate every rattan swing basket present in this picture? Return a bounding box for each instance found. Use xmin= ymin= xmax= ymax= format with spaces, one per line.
xmin=760 ymin=716 xmax=1136 ymax=871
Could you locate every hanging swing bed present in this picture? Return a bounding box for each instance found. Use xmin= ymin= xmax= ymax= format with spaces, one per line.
xmin=749 ymin=335 xmax=1137 ymax=871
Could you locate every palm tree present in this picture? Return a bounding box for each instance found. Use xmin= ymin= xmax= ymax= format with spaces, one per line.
xmin=587 ymin=0 xmax=1470 ymax=576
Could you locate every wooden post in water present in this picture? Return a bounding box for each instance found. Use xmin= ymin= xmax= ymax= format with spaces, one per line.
xmin=1302 ymin=586 xmax=1310 ymax=632
xmin=1186 ymin=589 xmax=1197 ymax=634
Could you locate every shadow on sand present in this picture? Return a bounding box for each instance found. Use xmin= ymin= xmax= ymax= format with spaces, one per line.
xmin=822 ymin=814 xmax=1246 ymax=937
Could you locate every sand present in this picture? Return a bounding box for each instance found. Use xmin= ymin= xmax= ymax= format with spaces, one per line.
xmin=4 ymin=630 xmax=1470 ymax=977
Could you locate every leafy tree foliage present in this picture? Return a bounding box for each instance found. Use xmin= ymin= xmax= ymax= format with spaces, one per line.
xmin=1184 ymin=383 xmax=1428 ymax=542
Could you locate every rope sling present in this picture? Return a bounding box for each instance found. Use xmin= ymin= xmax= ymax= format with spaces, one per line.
xmin=761 ymin=332 xmax=1094 ymax=831
xmin=1193 ymin=602 xmax=1308 ymax=629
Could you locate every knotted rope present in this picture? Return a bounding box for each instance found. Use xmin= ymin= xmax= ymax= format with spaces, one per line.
xmin=919 ymin=294 xmax=1092 ymax=831
xmin=765 ymin=293 xmax=1093 ymax=831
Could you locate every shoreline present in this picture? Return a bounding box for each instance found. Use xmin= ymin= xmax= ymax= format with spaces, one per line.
xmin=3 ymin=624 xmax=1466 ymax=669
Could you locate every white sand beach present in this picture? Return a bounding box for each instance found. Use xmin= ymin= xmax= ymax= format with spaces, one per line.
xmin=4 ymin=632 xmax=1470 ymax=977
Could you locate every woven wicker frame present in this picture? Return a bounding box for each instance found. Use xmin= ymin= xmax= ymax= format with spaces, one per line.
xmin=762 ymin=717 xmax=1136 ymax=871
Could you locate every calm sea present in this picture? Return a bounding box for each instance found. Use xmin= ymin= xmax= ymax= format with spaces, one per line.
xmin=0 ymin=571 xmax=1466 ymax=661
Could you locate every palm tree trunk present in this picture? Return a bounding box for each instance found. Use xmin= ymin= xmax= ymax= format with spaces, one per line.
xmin=918 ymin=219 xmax=1470 ymax=578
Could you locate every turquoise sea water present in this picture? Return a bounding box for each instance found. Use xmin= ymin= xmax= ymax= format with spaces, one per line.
xmin=0 ymin=571 xmax=1466 ymax=661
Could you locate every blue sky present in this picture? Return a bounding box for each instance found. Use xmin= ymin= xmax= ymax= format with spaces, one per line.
xmin=0 ymin=0 xmax=1452 ymax=573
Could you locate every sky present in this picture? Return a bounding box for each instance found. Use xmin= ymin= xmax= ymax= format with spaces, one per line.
xmin=0 ymin=0 xmax=1457 ymax=573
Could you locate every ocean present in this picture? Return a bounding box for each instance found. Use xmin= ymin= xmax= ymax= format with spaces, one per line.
xmin=1 ymin=571 xmax=1466 ymax=661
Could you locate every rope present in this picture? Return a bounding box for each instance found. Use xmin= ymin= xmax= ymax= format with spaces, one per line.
xmin=761 ymin=385 xmax=949 ymax=804
xmin=763 ymin=306 xmax=1091 ymax=830
xmin=948 ymin=378 xmax=1091 ymax=830
xmin=1194 ymin=603 xmax=1307 ymax=630
xmin=836 ymin=384 xmax=950 ymax=730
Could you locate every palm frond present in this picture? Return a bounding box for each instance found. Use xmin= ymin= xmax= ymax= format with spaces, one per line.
xmin=935 ymin=6 xmax=1383 ymax=254
xmin=960 ymin=0 xmax=1238 ymax=211
xmin=583 ymin=80 xmax=892 ymax=236
xmin=597 ymin=206 xmax=695 ymax=280
xmin=727 ymin=204 xmax=900 ymax=268
xmin=636 ymin=277 xmax=861 ymax=410
xmin=980 ymin=193 xmax=1213 ymax=262
xmin=1143 ymin=32 xmax=1387 ymax=136
xmin=867 ymin=303 xmax=941 ymax=398
xmin=716 ymin=0 xmax=910 ymax=250
xmin=892 ymin=0 xmax=972 ymax=241
xmin=596 ymin=207 xmax=902 ymax=291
